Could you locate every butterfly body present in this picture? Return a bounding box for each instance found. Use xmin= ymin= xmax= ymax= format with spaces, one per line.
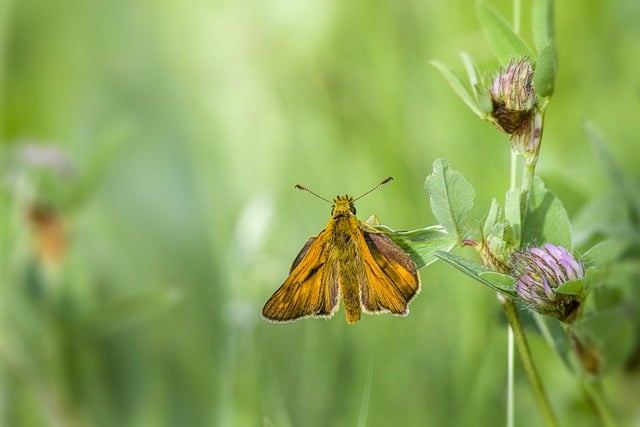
xmin=262 ymin=191 xmax=420 ymax=324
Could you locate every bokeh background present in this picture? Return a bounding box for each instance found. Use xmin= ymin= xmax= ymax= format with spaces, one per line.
xmin=1 ymin=0 xmax=639 ymax=426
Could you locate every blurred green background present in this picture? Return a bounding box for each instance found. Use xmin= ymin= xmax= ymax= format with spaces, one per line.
xmin=0 ymin=0 xmax=639 ymax=426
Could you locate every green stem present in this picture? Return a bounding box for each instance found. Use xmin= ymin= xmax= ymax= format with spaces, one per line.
xmin=501 ymin=297 xmax=559 ymax=427
xmin=513 ymin=0 xmax=521 ymax=35
xmin=506 ymin=326 xmax=514 ymax=427
xmin=504 ymin=142 xmax=519 ymax=427
xmin=519 ymin=110 xmax=545 ymax=223
xmin=581 ymin=381 xmax=618 ymax=427
xmin=510 ymin=151 xmax=518 ymax=189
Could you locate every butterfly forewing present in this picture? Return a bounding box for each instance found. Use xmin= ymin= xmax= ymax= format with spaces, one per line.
xmin=289 ymin=235 xmax=317 ymax=272
xmin=262 ymin=232 xmax=339 ymax=322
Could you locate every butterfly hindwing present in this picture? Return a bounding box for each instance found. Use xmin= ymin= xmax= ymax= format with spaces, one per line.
xmin=359 ymin=229 xmax=420 ymax=315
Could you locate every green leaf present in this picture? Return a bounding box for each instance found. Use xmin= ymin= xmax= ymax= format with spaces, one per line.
xmin=376 ymin=224 xmax=456 ymax=269
xmin=483 ymin=198 xmax=500 ymax=238
xmin=534 ymin=44 xmax=557 ymax=98
xmin=584 ymin=121 xmax=640 ymax=222
xmin=476 ymin=84 xmax=494 ymax=116
xmin=504 ymin=189 xmax=522 ymax=246
xmin=430 ymin=60 xmax=484 ymax=118
xmin=583 ymin=267 xmax=604 ymax=293
xmin=532 ymin=0 xmax=555 ymax=53
xmin=477 ymin=2 xmax=534 ymax=65
xmin=593 ymin=284 xmax=623 ymax=311
xmin=582 ymin=238 xmax=630 ymax=266
xmin=459 ymin=51 xmax=493 ymax=114
xmin=572 ymin=193 xmax=637 ymax=247
xmin=425 ymin=159 xmax=476 ymax=244
xmin=460 ymin=52 xmax=481 ymax=93
xmin=479 ymin=271 xmax=517 ymax=294
xmin=573 ymin=309 xmax=634 ymax=374
xmin=522 ymin=176 xmax=572 ymax=249
xmin=435 ymin=251 xmax=518 ymax=297
xmin=555 ymin=279 xmax=584 ymax=296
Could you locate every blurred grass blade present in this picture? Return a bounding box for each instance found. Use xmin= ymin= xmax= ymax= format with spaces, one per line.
xmin=377 ymin=224 xmax=456 ymax=269
xmin=435 ymin=251 xmax=518 ymax=297
xmin=357 ymin=356 xmax=375 ymax=427
xmin=425 ymin=159 xmax=476 ymax=245
xmin=430 ymin=60 xmax=484 ymax=118
xmin=68 ymin=121 xmax=130 ymax=210
xmin=89 ymin=286 xmax=182 ymax=336
xmin=477 ymin=2 xmax=534 ymax=65
xmin=534 ymin=44 xmax=557 ymax=98
xmin=532 ymin=0 xmax=555 ymax=53
xmin=584 ymin=121 xmax=640 ymax=223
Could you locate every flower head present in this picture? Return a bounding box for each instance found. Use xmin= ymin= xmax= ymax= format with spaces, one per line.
xmin=490 ymin=57 xmax=536 ymax=136
xmin=510 ymin=243 xmax=584 ymax=322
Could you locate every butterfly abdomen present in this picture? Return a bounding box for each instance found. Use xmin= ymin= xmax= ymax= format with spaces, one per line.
xmin=331 ymin=214 xmax=364 ymax=323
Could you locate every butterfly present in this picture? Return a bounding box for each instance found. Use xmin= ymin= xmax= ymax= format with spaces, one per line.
xmin=262 ymin=177 xmax=421 ymax=324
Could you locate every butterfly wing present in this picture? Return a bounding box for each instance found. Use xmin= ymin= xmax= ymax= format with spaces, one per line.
xmin=262 ymin=230 xmax=339 ymax=322
xmin=289 ymin=236 xmax=316 ymax=272
xmin=359 ymin=230 xmax=420 ymax=316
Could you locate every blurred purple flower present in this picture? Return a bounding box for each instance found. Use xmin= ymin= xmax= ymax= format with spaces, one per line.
xmin=19 ymin=142 xmax=74 ymax=177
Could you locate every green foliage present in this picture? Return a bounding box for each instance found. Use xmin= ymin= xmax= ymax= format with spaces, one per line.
xmin=429 ymin=60 xmax=486 ymax=118
xmin=424 ymin=159 xmax=476 ymax=244
xmin=477 ymin=2 xmax=534 ymax=65
xmin=532 ymin=0 xmax=555 ymax=52
xmin=435 ymin=251 xmax=517 ymax=297
xmin=522 ymin=177 xmax=572 ymax=249
xmin=376 ymin=224 xmax=455 ymax=269
xmin=504 ymin=188 xmax=523 ymax=246
xmin=534 ymin=44 xmax=558 ymax=98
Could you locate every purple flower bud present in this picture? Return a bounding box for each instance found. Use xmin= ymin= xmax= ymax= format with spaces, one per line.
xmin=510 ymin=243 xmax=584 ymax=323
xmin=489 ymin=58 xmax=536 ymax=137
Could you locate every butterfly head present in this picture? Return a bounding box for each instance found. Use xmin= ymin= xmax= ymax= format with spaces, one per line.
xmin=331 ymin=195 xmax=356 ymax=218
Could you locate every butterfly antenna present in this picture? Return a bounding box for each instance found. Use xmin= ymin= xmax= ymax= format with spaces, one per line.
xmin=353 ymin=176 xmax=393 ymax=202
xmin=294 ymin=184 xmax=332 ymax=205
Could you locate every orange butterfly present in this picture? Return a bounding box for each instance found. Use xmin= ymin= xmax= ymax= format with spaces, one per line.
xmin=262 ymin=177 xmax=421 ymax=324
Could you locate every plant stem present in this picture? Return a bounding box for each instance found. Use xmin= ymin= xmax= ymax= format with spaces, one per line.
xmin=501 ymin=297 xmax=559 ymax=427
xmin=505 ymin=148 xmax=518 ymax=427
xmin=507 ymin=326 xmax=514 ymax=427
xmin=513 ymin=0 xmax=521 ymax=35
xmin=510 ymin=151 xmax=518 ymax=189
xmin=581 ymin=381 xmax=618 ymax=427
xmin=520 ymin=109 xmax=545 ymax=219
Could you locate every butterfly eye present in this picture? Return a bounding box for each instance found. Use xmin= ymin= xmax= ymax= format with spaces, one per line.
xmin=350 ymin=204 xmax=357 ymax=215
